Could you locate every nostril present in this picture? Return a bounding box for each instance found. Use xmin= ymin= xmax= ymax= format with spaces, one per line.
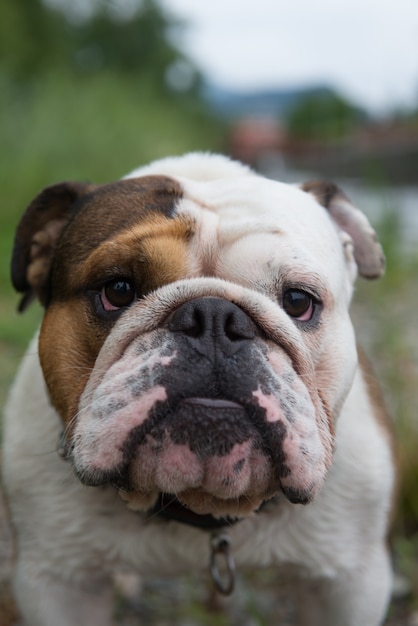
xmin=188 ymin=308 xmax=205 ymax=338
xmin=169 ymin=297 xmax=256 ymax=356
xmin=169 ymin=301 xmax=206 ymax=338
xmin=184 ymin=307 xmax=206 ymax=339
xmin=224 ymin=311 xmax=255 ymax=341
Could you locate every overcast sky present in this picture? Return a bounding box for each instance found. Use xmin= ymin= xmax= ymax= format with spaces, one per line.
xmin=162 ymin=0 xmax=418 ymax=114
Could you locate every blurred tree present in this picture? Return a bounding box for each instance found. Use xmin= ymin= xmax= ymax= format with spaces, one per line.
xmin=0 ymin=0 xmax=71 ymax=77
xmin=72 ymin=0 xmax=184 ymax=80
xmin=0 ymin=0 xmax=196 ymax=89
xmin=287 ymin=91 xmax=366 ymax=141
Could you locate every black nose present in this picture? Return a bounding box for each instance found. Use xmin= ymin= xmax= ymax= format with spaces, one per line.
xmin=168 ymin=297 xmax=256 ymax=357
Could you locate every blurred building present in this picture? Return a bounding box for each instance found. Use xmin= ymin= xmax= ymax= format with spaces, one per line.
xmin=228 ymin=117 xmax=287 ymax=167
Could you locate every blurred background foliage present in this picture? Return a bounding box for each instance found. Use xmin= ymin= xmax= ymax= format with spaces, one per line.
xmin=0 ymin=1 xmax=417 ymax=624
xmin=1 ymin=0 xmax=187 ymax=80
xmin=286 ymin=91 xmax=366 ymax=141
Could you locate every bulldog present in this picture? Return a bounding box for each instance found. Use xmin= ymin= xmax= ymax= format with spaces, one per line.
xmin=2 ymin=153 xmax=395 ymax=625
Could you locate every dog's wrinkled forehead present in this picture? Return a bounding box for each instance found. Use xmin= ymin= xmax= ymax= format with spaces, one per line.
xmin=59 ymin=173 xmax=345 ymax=301
xmin=124 ymin=153 xmax=384 ymax=285
xmin=12 ymin=152 xmax=385 ymax=312
xmin=180 ymin=175 xmax=344 ymax=272
xmin=51 ymin=169 xmax=350 ymax=309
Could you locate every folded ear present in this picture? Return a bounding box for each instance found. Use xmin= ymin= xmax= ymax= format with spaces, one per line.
xmin=301 ymin=180 xmax=385 ymax=280
xmin=12 ymin=181 xmax=97 ymax=311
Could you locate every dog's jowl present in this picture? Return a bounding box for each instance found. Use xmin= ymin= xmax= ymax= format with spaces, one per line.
xmin=2 ymin=153 xmax=395 ymax=625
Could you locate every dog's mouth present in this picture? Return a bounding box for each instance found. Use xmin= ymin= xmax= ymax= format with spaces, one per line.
xmin=152 ymin=397 xmax=266 ymax=525
xmin=114 ymin=395 xmax=279 ymax=517
xmin=180 ymin=398 xmax=243 ymax=409
xmin=149 ymin=492 xmax=241 ymax=529
xmin=73 ymin=355 xmax=331 ymax=514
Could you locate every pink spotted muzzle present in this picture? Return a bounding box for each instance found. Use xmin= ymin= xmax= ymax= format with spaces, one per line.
xmin=71 ymin=295 xmax=332 ymax=518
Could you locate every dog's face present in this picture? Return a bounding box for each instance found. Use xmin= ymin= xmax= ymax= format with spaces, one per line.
xmin=12 ymin=154 xmax=384 ymax=518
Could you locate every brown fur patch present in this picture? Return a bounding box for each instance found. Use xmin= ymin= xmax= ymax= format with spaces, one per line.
xmin=73 ymin=214 xmax=195 ymax=298
xmin=48 ymin=177 xmax=189 ymax=299
xmin=39 ymin=214 xmax=194 ymax=427
xmin=301 ymin=180 xmax=345 ymax=208
xmin=39 ymin=303 xmax=97 ymax=429
xmin=12 ymin=175 xmax=184 ymax=310
xmin=53 ymin=176 xmax=184 ymax=269
xmin=12 ymin=182 xmax=96 ymax=309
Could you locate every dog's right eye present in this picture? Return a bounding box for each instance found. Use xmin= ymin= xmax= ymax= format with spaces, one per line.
xmin=100 ymin=279 xmax=136 ymax=311
xmin=282 ymin=289 xmax=315 ymax=321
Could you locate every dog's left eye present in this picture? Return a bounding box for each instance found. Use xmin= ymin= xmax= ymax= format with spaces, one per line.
xmin=282 ymin=289 xmax=315 ymax=321
xmin=100 ymin=279 xmax=136 ymax=311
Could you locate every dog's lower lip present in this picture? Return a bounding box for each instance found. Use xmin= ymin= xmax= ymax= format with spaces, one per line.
xmin=179 ymin=398 xmax=243 ymax=410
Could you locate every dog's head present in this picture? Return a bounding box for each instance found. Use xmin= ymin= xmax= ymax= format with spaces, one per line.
xmin=12 ymin=153 xmax=384 ymax=518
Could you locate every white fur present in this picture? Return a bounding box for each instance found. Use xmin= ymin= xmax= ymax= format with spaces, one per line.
xmin=2 ymin=153 xmax=395 ymax=625
xmin=125 ymin=151 xmax=255 ymax=182
xmin=3 ymin=340 xmax=394 ymax=626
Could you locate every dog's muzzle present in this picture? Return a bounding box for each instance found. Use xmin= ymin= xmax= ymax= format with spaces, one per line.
xmin=71 ymin=291 xmax=331 ymax=518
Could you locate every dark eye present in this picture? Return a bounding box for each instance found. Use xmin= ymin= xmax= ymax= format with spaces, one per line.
xmin=100 ymin=279 xmax=135 ymax=311
xmin=283 ymin=289 xmax=315 ymax=321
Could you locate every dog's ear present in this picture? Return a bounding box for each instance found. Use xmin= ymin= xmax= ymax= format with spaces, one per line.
xmin=12 ymin=181 xmax=97 ymax=311
xmin=301 ymin=180 xmax=385 ymax=280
